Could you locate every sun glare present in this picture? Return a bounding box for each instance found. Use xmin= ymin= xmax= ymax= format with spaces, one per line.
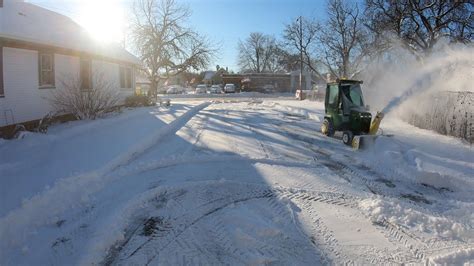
xmin=76 ymin=0 xmax=125 ymax=44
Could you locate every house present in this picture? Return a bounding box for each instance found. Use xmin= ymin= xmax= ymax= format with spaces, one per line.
xmin=201 ymin=71 xmax=216 ymax=86
xmin=135 ymin=74 xmax=151 ymax=96
xmin=0 ymin=0 xmax=140 ymax=132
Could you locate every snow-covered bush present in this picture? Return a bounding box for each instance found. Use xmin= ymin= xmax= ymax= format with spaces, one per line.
xmin=124 ymin=95 xmax=154 ymax=107
xmin=402 ymin=91 xmax=473 ymax=144
xmin=48 ymin=73 xmax=120 ymax=120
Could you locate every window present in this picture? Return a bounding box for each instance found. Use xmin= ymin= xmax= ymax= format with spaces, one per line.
xmin=80 ymin=59 xmax=92 ymax=90
xmin=341 ymin=84 xmax=364 ymax=107
xmin=39 ymin=53 xmax=55 ymax=87
xmin=328 ymin=85 xmax=339 ymax=105
xmin=119 ymin=66 xmax=132 ymax=88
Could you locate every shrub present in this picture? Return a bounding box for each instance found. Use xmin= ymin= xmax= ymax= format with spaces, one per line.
xmin=48 ymin=72 xmax=120 ymax=120
xmin=402 ymin=91 xmax=473 ymax=144
xmin=125 ymin=95 xmax=154 ymax=107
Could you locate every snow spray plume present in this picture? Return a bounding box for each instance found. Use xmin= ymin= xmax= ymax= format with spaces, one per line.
xmin=362 ymin=42 xmax=474 ymax=116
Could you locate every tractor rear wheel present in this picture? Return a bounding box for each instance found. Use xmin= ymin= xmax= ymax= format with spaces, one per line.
xmin=321 ymin=119 xmax=335 ymax=137
xmin=342 ymin=131 xmax=354 ymax=145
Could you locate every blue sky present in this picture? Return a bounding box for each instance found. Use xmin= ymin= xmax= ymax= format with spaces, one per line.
xmin=28 ymin=0 xmax=329 ymax=72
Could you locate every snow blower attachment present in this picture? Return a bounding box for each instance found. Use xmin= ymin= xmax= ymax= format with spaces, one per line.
xmin=321 ymin=79 xmax=385 ymax=150
xmin=352 ymin=111 xmax=384 ymax=149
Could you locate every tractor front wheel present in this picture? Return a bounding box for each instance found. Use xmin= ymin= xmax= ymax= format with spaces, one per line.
xmin=342 ymin=131 xmax=354 ymax=145
xmin=321 ymin=119 xmax=335 ymax=137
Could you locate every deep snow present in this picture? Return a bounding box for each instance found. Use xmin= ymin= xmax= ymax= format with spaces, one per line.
xmin=0 ymin=98 xmax=472 ymax=265
xmin=0 ymin=102 xmax=202 ymax=216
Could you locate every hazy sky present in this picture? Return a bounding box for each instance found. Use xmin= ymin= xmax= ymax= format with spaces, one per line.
xmin=27 ymin=0 xmax=328 ymax=72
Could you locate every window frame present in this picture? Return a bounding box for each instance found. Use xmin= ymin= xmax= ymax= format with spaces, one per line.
xmin=38 ymin=52 xmax=55 ymax=88
xmin=328 ymin=85 xmax=339 ymax=107
xmin=0 ymin=45 xmax=4 ymax=97
xmin=80 ymin=58 xmax=92 ymax=91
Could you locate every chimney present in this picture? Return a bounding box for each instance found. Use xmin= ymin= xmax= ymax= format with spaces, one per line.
xmin=0 ymin=0 xmax=3 ymax=8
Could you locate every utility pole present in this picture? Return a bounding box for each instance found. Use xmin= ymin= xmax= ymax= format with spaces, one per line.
xmin=299 ymin=16 xmax=303 ymax=101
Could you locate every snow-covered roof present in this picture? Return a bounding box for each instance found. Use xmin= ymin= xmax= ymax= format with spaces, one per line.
xmin=0 ymin=1 xmax=140 ymax=65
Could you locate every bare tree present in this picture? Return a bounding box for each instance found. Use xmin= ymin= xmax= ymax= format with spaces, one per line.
xmin=283 ymin=17 xmax=325 ymax=80
xmin=238 ymin=32 xmax=285 ymax=73
xmin=365 ymin=0 xmax=473 ymax=59
xmin=48 ymin=73 xmax=120 ymax=120
xmin=319 ymin=0 xmax=372 ymax=79
xmin=130 ymin=0 xmax=216 ymax=95
xmin=265 ymin=46 xmax=289 ymax=73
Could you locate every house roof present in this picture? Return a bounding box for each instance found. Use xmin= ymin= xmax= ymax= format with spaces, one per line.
xmin=0 ymin=0 xmax=140 ymax=65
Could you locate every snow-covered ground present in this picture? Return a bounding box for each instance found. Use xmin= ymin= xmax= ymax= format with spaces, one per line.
xmin=1 ymin=98 xmax=472 ymax=265
xmin=0 ymin=102 xmax=202 ymax=216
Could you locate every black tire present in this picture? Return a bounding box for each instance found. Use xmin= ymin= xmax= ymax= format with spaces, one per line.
xmin=342 ymin=131 xmax=354 ymax=145
xmin=321 ymin=119 xmax=335 ymax=137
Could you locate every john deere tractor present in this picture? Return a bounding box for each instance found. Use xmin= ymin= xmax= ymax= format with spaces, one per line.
xmin=321 ymin=79 xmax=384 ymax=149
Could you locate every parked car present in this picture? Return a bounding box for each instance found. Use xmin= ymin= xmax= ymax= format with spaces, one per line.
xmin=224 ymin=83 xmax=236 ymax=93
xmin=195 ymin=84 xmax=207 ymax=94
xmin=166 ymin=86 xmax=183 ymax=94
xmin=210 ymin=84 xmax=222 ymax=94
xmin=263 ymin=84 xmax=275 ymax=93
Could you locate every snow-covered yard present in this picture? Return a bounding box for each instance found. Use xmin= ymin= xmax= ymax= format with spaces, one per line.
xmin=1 ymin=98 xmax=473 ymax=265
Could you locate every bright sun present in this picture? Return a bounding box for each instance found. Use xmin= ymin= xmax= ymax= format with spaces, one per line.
xmin=76 ymin=0 xmax=125 ymax=44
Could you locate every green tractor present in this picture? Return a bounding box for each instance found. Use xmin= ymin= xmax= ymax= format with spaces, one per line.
xmin=321 ymin=79 xmax=384 ymax=148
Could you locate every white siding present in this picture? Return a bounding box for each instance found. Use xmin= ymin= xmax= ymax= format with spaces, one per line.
xmin=92 ymin=59 xmax=134 ymax=103
xmin=1 ymin=47 xmax=43 ymax=126
xmin=55 ymin=54 xmax=81 ymax=88
xmin=0 ymin=48 xmax=135 ymax=127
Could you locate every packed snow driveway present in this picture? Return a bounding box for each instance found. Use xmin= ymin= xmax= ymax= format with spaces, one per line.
xmin=1 ymin=100 xmax=473 ymax=265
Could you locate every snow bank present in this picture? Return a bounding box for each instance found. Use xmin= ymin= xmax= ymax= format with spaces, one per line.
xmin=359 ymin=197 xmax=472 ymax=241
xmin=359 ymin=118 xmax=474 ymax=195
xmin=0 ymin=102 xmax=210 ymax=254
xmin=428 ymin=247 xmax=474 ymax=265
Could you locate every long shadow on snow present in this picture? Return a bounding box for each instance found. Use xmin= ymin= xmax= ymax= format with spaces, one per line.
xmin=0 ymin=103 xmax=197 ymax=217
xmin=96 ymin=103 xmax=336 ymax=265
xmin=198 ymin=105 xmax=447 ymax=210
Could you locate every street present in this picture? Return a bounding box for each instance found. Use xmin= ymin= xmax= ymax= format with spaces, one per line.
xmin=1 ymin=98 xmax=473 ymax=265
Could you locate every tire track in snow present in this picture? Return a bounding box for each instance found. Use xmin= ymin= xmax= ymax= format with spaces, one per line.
xmin=261 ymin=105 xmax=473 ymax=263
xmin=105 ymin=182 xmax=365 ymax=265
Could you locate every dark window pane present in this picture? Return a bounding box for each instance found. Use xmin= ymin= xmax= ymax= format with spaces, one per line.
xmin=120 ymin=67 xmax=125 ymax=88
xmin=41 ymin=54 xmax=51 ymax=70
xmin=126 ymin=68 xmax=132 ymax=88
xmin=120 ymin=66 xmax=132 ymax=88
xmin=328 ymin=85 xmax=339 ymax=105
xmin=42 ymin=70 xmax=53 ymax=85
xmin=0 ymin=46 xmax=3 ymax=96
xmin=81 ymin=60 xmax=91 ymax=90
xmin=39 ymin=53 xmax=54 ymax=86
